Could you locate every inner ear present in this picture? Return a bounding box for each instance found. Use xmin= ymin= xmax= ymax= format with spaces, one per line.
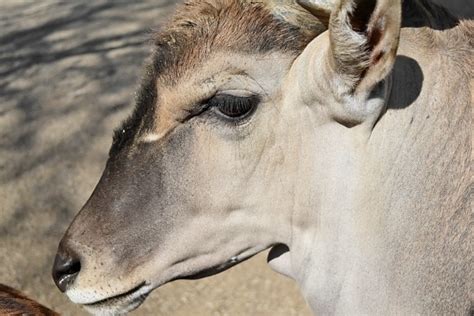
xmin=368 ymin=18 xmax=385 ymax=64
xmin=349 ymin=0 xmax=377 ymax=32
xmin=350 ymin=0 xmax=387 ymax=65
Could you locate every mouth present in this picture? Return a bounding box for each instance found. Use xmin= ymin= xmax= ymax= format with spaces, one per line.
xmin=79 ymin=260 xmax=241 ymax=315
xmin=178 ymin=250 xmax=256 ymax=280
xmin=78 ymin=249 xmax=261 ymax=314
xmin=82 ymin=282 xmax=150 ymax=314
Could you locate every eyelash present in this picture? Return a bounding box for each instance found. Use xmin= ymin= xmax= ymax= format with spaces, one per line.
xmin=208 ymin=94 xmax=260 ymax=120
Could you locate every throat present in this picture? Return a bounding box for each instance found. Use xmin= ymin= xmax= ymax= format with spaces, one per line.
xmin=279 ymin=124 xmax=391 ymax=314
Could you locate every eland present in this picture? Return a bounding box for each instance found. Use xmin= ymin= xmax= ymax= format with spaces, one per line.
xmin=52 ymin=0 xmax=473 ymax=314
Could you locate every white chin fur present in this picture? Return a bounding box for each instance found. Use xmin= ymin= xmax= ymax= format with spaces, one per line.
xmin=83 ymin=298 xmax=144 ymax=316
xmin=67 ymin=284 xmax=151 ymax=315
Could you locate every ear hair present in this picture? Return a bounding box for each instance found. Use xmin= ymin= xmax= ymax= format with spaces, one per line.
xmin=292 ymin=0 xmax=401 ymax=126
xmin=329 ymin=0 xmax=401 ymax=92
xmin=329 ymin=0 xmax=371 ymax=89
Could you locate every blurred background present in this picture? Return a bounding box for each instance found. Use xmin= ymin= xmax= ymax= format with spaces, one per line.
xmin=0 ymin=1 xmax=472 ymax=315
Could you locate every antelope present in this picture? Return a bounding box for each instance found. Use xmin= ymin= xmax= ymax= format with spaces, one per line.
xmin=52 ymin=0 xmax=473 ymax=314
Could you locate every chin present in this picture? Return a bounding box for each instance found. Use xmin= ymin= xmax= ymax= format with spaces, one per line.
xmin=71 ymin=283 xmax=151 ymax=316
xmin=71 ymin=252 xmax=257 ymax=315
xmin=82 ymin=295 xmax=147 ymax=316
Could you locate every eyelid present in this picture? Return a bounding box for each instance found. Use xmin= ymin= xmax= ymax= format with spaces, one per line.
xmin=215 ymin=90 xmax=254 ymax=98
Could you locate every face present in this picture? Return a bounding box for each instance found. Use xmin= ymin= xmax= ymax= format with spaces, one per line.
xmin=52 ymin=0 xmax=326 ymax=313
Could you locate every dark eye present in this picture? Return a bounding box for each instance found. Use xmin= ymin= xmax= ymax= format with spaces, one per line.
xmin=209 ymin=94 xmax=259 ymax=119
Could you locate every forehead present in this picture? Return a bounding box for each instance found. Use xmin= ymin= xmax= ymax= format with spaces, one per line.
xmin=153 ymin=0 xmax=312 ymax=84
xmin=111 ymin=0 xmax=315 ymax=153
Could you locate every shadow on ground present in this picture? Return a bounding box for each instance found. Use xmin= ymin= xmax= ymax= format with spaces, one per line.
xmin=0 ymin=1 xmax=311 ymax=315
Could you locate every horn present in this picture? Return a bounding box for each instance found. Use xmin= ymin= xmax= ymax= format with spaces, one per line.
xmin=296 ymin=0 xmax=333 ymax=26
xmin=246 ymin=0 xmax=328 ymax=36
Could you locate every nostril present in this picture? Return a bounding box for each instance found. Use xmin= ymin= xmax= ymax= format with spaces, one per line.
xmin=52 ymin=250 xmax=81 ymax=292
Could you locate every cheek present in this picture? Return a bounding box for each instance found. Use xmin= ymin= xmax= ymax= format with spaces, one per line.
xmin=188 ymin=111 xmax=282 ymax=209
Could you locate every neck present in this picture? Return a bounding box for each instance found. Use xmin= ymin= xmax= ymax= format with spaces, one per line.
xmin=267 ymin=115 xmax=389 ymax=313
xmin=270 ymin=3 xmax=471 ymax=314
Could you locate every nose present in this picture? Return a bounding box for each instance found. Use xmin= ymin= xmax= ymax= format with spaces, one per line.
xmin=52 ymin=244 xmax=81 ymax=292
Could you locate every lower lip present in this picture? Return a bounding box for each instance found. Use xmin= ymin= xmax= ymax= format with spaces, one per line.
xmin=83 ymin=283 xmax=149 ymax=308
xmin=83 ymin=297 xmax=147 ymax=316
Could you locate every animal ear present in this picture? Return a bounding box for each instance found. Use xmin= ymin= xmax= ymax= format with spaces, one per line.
xmin=328 ymin=0 xmax=401 ymax=94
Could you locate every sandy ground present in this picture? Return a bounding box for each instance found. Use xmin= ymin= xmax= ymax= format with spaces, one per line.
xmin=1 ymin=1 xmax=472 ymax=315
xmin=0 ymin=1 xmax=311 ymax=315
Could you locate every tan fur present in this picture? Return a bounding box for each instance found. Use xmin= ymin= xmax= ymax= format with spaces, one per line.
xmin=53 ymin=0 xmax=473 ymax=315
xmin=281 ymin=0 xmax=473 ymax=313
xmin=53 ymin=2 xmax=327 ymax=314
xmin=153 ymin=0 xmax=323 ymax=84
xmin=148 ymin=0 xmax=325 ymax=139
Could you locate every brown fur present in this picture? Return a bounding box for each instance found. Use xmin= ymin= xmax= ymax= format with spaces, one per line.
xmin=0 ymin=284 xmax=58 ymax=316
xmin=112 ymin=0 xmax=325 ymax=156
xmin=153 ymin=0 xmax=323 ymax=83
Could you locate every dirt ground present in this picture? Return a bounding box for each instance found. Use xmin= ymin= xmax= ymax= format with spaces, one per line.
xmin=0 ymin=1 xmax=472 ymax=316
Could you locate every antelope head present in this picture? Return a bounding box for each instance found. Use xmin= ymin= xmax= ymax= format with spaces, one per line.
xmin=52 ymin=0 xmax=326 ymax=314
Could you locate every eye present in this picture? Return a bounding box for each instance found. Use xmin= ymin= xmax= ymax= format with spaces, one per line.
xmin=208 ymin=94 xmax=259 ymax=119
